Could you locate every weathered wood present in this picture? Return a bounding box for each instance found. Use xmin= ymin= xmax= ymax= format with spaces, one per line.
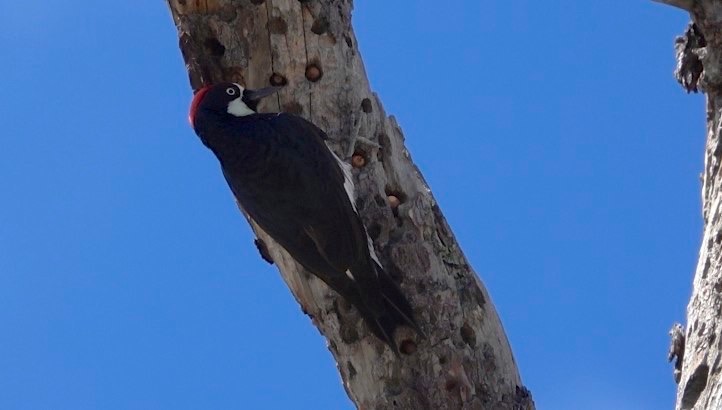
xmin=166 ymin=1 xmax=532 ymax=408
xmin=659 ymin=1 xmax=722 ymax=409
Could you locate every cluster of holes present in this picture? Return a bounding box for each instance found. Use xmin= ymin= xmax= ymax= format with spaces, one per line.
xmin=199 ymin=1 xmax=345 ymax=114
xmin=257 ymin=3 xmax=332 ymax=114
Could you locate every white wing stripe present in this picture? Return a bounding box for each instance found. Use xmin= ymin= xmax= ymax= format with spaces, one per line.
xmin=327 ymin=146 xmax=382 ymax=271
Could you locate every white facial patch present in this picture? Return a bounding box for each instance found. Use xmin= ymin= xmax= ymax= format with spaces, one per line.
xmin=227 ymin=98 xmax=254 ymax=117
xmin=227 ymin=83 xmax=255 ymax=117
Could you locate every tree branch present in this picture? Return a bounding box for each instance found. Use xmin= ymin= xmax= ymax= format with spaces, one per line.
xmin=166 ymin=1 xmax=533 ymax=408
xmin=663 ymin=1 xmax=722 ymax=408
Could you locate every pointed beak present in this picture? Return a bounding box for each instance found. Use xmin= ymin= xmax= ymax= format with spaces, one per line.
xmin=244 ymin=86 xmax=282 ymax=102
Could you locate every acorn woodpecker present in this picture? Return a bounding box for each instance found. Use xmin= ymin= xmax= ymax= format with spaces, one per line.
xmin=189 ymin=82 xmax=420 ymax=352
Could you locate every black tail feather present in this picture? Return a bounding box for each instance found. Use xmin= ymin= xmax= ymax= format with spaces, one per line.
xmin=358 ymin=262 xmax=423 ymax=353
xmin=381 ymin=293 xmax=425 ymax=338
xmin=323 ymin=261 xmax=421 ymax=354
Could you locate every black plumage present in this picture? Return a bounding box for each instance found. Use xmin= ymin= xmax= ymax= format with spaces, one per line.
xmin=189 ymin=82 xmax=420 ymax=352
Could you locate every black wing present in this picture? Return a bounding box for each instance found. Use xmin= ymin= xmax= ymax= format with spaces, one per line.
xmin=218 ymin=113 xmax=421 ymax=351
xmin=221 ymin=113 xmax=369 ymax=287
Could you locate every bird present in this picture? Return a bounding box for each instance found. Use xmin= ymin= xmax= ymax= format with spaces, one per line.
xmin=188 ymin=82 xmax=421 ymax=353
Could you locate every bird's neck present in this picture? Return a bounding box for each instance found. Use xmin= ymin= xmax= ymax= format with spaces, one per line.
xmin=195 ymin=111 xmax=245 ymax=151
xmin=195 ymin=111 xmax=268 ymax=171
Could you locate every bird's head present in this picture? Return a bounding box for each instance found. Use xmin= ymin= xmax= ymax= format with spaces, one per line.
xmin=188 ymin=82 xmax=281 ymax=128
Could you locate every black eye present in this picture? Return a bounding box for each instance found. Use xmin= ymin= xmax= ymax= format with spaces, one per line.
xmin=226 ymin=87 xmax=237 ymax=96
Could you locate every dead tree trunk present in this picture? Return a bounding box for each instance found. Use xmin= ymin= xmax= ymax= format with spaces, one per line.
xmin=657 ymin=1 xmax=722 ymax=409
xmin=166 ymin=1 xmax=533 ymax=408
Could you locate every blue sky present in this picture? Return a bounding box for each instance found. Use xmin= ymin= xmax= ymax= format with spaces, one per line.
xmin=0 ymin=1 xmax=700 ymax=409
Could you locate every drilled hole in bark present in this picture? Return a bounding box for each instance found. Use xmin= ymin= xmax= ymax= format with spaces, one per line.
xmin=361 ymin=98 xmax=373 ymax=113
xmin=269 ymin=73 xmax=288 ymax=86
xmin=268 ymin=16 xmax=288 ymax=34
xmin=387 ymin=196 xmax=401 ymax=212
xmin=385 ymin=187 xmax=406 ymax=216
xmin=351 ymin=154 xmax=366 ymax=168
xmin=282 ymin=101 xmax=303 ymax=115
xmin=385 ymin=188 xmax=406 ymax=203
xmin=250 ymin=0 xmax=265 ymax=4
xmin=204 ymin=37 xmax=226 ymax=57
xmin=400 ymin=339 xmax=416 ymax=355
xmin=351 ymin=149 xmax=367 ymax=168
xmin=445 ymin=378 xmax=458 ymax=391
xmin=460 ymin=322 xmax=477 ymax=347
xmin=311 ymin=16 xmax=329 ymax=35
xmin=305 ymin=63 xmax=323 ymax=82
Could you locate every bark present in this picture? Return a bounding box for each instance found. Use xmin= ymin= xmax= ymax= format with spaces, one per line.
xmin=166 ymin=1 xmax=533 ymax=408
xmin=661 ymin=1 xmax=722 ymax=409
